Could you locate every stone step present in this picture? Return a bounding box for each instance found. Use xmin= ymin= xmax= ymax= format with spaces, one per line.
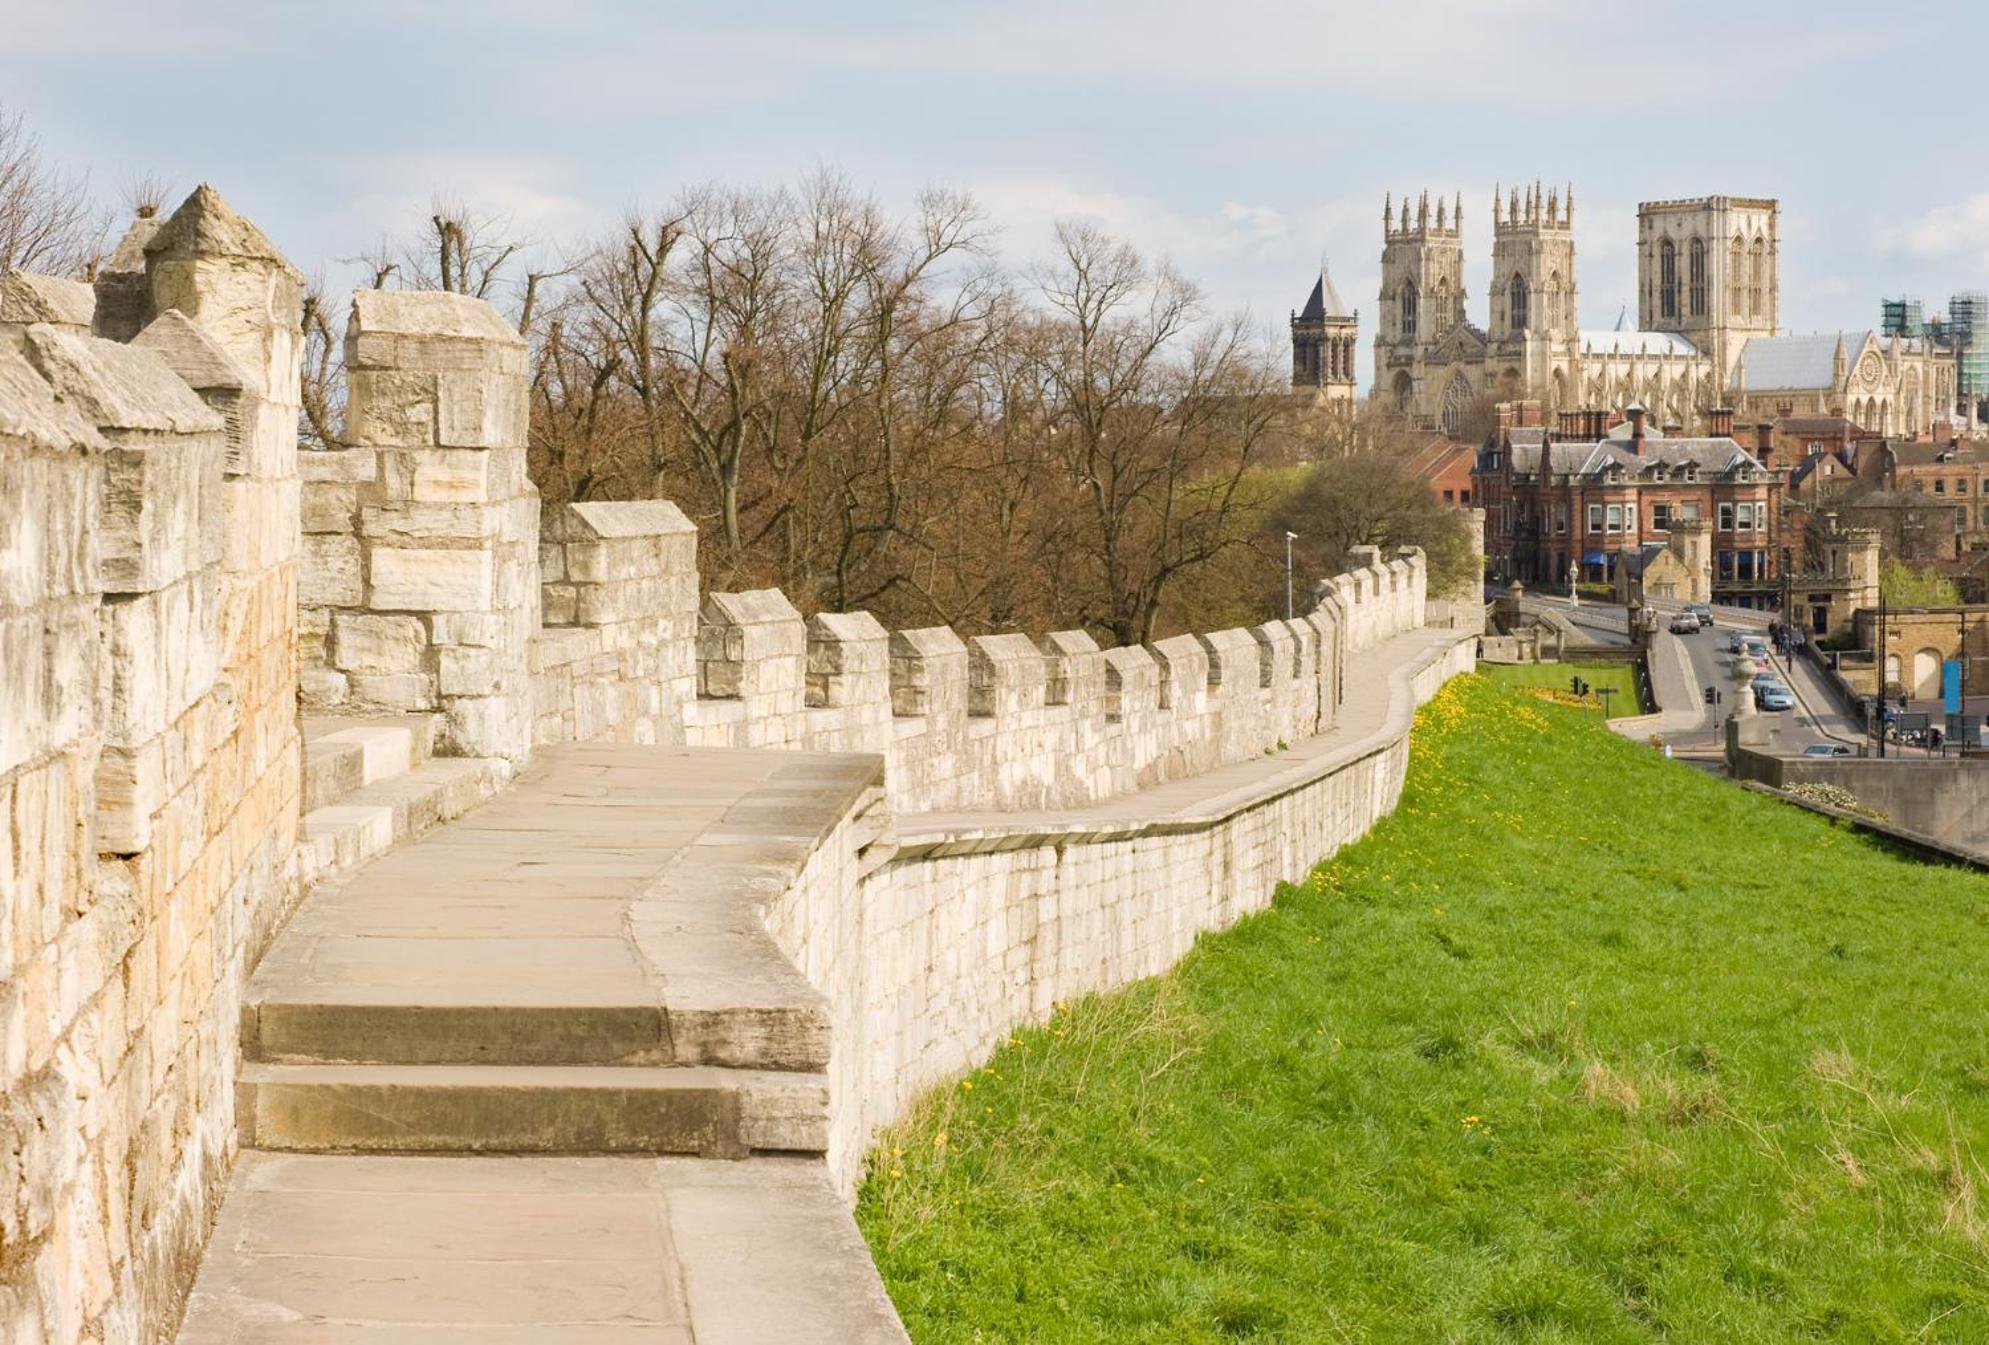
xmin=301 ymin=714 xmax=438 ymax=812
xmin=297 ymin=756 xmax=511 ymax=891
xmin=236 ymin=1062 xmax=829 ymax=1157
xmin=244 ymin=992 xmax=830 ymax=1072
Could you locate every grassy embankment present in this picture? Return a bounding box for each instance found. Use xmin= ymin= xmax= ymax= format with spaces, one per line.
xmin=1479 ymin=660 xmax=1642 ymax=719
xmin=859 ymin=672 xmax=1989 ymax=1342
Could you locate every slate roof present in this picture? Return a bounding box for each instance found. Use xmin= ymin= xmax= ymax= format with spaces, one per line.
xmin=1735 ymin=332 xmax=1863 ymax=391
xmin=1298 ymin=265 xmax=1352 ymax=321
xmin=1507 ymin=435 xmax=1765 ymax=481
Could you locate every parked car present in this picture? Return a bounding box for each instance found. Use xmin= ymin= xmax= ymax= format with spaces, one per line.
xmin=1727 ymin=632 xmax=1746 ymax=654
xmin=1668 ymin=614 xmax=1699 ymax=634
xmin=1686 ymin=603 xmax=1714 ymax=628
xmin=1743 ymin=638 xmax=1770 ymax=661
xmin=1800 ymin=743 xmax=1853 ymax=757
xmin=1756 ymin=683 xmax=1796 ymax=711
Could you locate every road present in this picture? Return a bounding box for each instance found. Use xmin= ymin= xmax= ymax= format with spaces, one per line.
xmin=1519 ymin=594 xmax=1858 ymax=756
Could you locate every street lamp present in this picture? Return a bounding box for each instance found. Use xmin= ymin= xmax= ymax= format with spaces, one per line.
xmin=1569 ymin=559 xmax=1579 ymax=609
xmin=1285 ymin=531 xmax=1298 ymax=621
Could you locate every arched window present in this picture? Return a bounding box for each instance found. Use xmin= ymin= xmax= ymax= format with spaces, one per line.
xmin=1749 ymin=236 xmax=1766 ymax=319
xmin=1548 ymin=270 xmax=1563 ymax=329
xmin=1509 ymin=273 xmax=1529 ymax=331
xmin=1688 ymin=237 xmax=1706 ymax=317
xmin=1442 ymin=373 xmax=1474 ymax=433
xmin=1401 ymin=278 xmax=1419 ymax=339
xmin=1658 ymin=238 xmax=1678 ymax=319
xmin=1392 ymin=370 xmax=1413 ymax=412
xmin=1729 ymin=236 xmax=1745 ymax=317
xmin=1434 ymin=278 xmax=1451 ymax=335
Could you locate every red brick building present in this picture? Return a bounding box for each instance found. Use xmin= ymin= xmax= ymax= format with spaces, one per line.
xmin=1476 ymin=405 xmax=1787 ymax=607
xmin=1404 ymin=434 xmax=1477 ymax=507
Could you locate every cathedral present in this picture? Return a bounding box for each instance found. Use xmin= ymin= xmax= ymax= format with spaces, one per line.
xmin=1294 ymin=186 xmax=1958 ymax=440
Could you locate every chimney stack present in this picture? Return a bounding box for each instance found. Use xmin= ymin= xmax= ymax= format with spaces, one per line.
xmin=1627 ymin=403 xmax=1647 ymax=455
xmin=1707 ymin=406 xmax=1734 ymax=438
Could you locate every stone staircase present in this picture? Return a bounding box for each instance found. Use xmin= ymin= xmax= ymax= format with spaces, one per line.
xmin=179 ymin=743 xmax=907 ymax=1342
xmin=297 ymin=715 xmax=511 ymax=890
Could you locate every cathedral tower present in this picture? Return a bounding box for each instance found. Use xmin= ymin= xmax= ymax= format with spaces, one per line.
xmin=1637 ymin=195 xmax=1779 ymax=388
xmin=1290 ymin=263 xmax=1357 ymax=411
xmin=1375 ymin=190 xmax=1465 ymax=411
xmin=1491 ymin=181 xmax=1577 ymax=342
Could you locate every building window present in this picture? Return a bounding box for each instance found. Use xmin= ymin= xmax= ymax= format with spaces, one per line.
xmin=1588 ymin=504 xmax=1603 ymax=533
xmin=1729 ymin=235 xmax=1745 ymax=316
xmin=1442 ymin=489 xmax=1454 ymax=504
xmin=1678 ymin=501 xmax=1701 ymax=521
xmin=1738 ymin=551 xmax=1756 ymax=581
xmin=1554 ymin=502 xmax=1566 ymax=533
xmin=1737 ymin=502 xmax=1755 ymax=530
xmin=1605 ymin=504 xmax=1623 ymax=533
xmin=1659 ymin=239 xmax=1678 ymax=319
xmin=1460 ymin=489 xmax=1471 ymax=505
xmin=1401 ymin=278 xmax=1418 ymax=339
xmin=1509 ymin=273 xmax=1529 ymax=331
xmin=1749 ymin=236 xmax=1766 ymax=318
xmin=1936 ymin=478 xmax=1947 ymax=495
xmin=1718 ymin=549 xmax=1734 ymax=580
xmin=1719 ymin=502 xmax=1735 ymax=531
xmin=1652 ymin=502 xmax=1671 ymax=531
xmin=1688 ymin=237 xmax=1706 ymax=316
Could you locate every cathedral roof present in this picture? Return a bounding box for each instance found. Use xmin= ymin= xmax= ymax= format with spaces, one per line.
xmin=1299 ymin=266 xmax=1351 ymax=321
xmin=1735 ymin=331 xmax=1869 ymax=391
xmin=1579 ymin=329 xmax=1701 ymax=358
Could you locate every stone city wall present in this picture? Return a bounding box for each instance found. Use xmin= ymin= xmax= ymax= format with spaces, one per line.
xmin=0 ymin=187 xmax=303 ymax=1343
xmin=297 ymin=290 xmax=539 ymax=763
xmin=680 ymin=548 xmax=1425 ymax=814
xmin=768 ymin=625 xmax=1474 ymax=1190
xmin=3 ymin=184 xmax=1456 ymax=1342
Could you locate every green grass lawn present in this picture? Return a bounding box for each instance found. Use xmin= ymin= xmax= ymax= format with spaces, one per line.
xmin=857 ymin=673 xmax=1989 ymax=1342
xmin=1481 ymin=660 xmax=1643 ymax=717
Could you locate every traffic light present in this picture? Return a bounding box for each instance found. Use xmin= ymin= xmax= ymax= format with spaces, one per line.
xmin=1704 ymin=686 xmax=1715 ymax=704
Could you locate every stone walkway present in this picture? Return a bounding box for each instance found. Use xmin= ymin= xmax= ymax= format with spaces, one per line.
xmin=177 ymin=742 xmax=906 ymax=1343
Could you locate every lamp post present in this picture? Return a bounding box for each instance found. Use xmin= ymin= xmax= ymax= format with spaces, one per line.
xmin=1569 ymin=559 xmax=1578 ymax=608
xmin=1285 ymin=531 xmax=1298 ymax=621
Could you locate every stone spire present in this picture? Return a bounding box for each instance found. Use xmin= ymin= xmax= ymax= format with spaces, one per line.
xmin=1384 ymin=193 xmax=1393 ymax=231
xmin=1493 ymin=183 xmax=1502 ymax=227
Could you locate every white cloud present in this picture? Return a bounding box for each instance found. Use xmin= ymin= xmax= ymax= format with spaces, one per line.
xmin=1882 ymin=195 xmax=1989 ymax=269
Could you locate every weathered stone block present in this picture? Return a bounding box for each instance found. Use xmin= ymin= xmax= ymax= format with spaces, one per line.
xmin=331 ymin=614 xmax=428 ymax=674
xmin=300 ymin=533 xmax=362 ymax=609
xmin=368 ymin=549 xmax=493 ymax=613
xmin=345 ymin=368 xmax=436 ymax=448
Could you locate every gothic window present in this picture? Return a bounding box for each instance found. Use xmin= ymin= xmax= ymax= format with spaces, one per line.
xmin=1688 ymin=238 xmax=1706 ymax=316
xmin=1659 ymin=239 xmax=1678 ymax=319
xmin=1729 ymin=236 xmax=1745 ymax=316
xmin=1392 ymin=370 xmax=1414 ymax=412
xmin=1749 ymin=236 xmax=1766 ymax=318
xmin=1441 ymin=373 xmax=1473 ymax=433
xmin=1401 ymin=279 xmax=1419 ymax=339
xmin=1509 ymin=273 xmax=1529 ymax=331
xmin=1434 ymin=279 xmax=1451 ymax=334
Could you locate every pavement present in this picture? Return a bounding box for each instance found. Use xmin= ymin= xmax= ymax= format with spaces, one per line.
xmin=177 ymin=743 xmax=907 ymax=1344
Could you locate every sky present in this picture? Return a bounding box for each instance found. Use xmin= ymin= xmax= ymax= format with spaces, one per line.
xmin=8 ymin=0 xmax=1988 ymax=375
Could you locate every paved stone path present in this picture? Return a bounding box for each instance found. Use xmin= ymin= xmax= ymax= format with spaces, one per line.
xmin=177 ymin=743 xmax=906 ymax=1343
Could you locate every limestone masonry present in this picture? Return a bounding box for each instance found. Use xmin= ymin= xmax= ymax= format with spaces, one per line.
xmin=0 ymin=187 xmax=1469 ymax=1341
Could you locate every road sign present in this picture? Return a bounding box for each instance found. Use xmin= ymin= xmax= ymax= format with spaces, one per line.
xmin=1944 ymin=660 xmax=1964 ymax=715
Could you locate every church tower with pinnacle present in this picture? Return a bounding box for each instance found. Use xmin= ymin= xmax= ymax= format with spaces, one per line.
xmin=1290 ymin=262 xmax=1357 ymax=412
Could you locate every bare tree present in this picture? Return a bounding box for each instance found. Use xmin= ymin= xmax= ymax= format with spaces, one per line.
xmin=0 ymin=106 xmax=105 ymax=276
xmin=1032 ymin=221 xmax=1286 ymax=645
